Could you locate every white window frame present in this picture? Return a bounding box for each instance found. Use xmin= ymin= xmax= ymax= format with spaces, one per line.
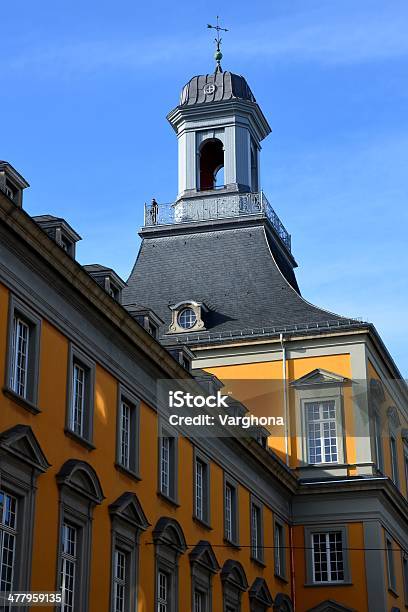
xmin=193 ymin=451 xmax=210 ymax=525
xmin=115 ymin=387 xmax=140 ymax=477
xmin=113 ymin=548 xmax=126 ymax=612
xmin=6 ymin=296 xmax=41 ymax=410
xmin=157 ymin=570 xmax=169 ymax=612
xmin=0 ymin=490 xmax=18 ymax=598
xmin=160 ymin=437 xmax=170 ymax=496
xmin=312 ymin=531 xmax=345 ymax=583
xmin=404 ymin=442 xmax=408 ymax=496
xmin=274 ymin=520 xmax=286 ymax=579
xmin=386 ymin=534 xmax=396 ymax=592
xmin=158 ymin=424 xmax=178 ymax=502
xmin=119 ymin=401 xmax=131 ymax=469
xmin=66 ymin=345 xmax=95 ymax=446
xmin=193 ymin=589 xmax=205 ymax=612
xmin=305 ymin=525 xmax=350 ymax=586
xmin=71 ymin=363 xmax=85 ymax=436
xmin=10 ymin=317 xmax=29 ymax=399
xmin=403 ymin=552 xmax=408 ymax=606
xmin=390 ymin=434 xmax=399 ymax=486
xmin=225 ymin=485 xmax=232 ymax=541
xmin=224 ymin=477 xmax=238 ymax=545
xmin=195 ymin=459 xmax=204 ymax=520
xmin=305 ymin=399 xmax=339 ymax=464
xmin=60 ymin=522 xmax=78 ymax=612
xmin=250 ymin=497 xmax=263 ymax=563
xmin=373 ymin=410 xmax=384 ymax=472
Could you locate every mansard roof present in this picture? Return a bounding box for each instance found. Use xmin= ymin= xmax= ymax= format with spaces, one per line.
xmin=123 ymin=219 xmax=363 ymax=343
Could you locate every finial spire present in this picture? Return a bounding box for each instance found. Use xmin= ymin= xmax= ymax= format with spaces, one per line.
xmin=207 ymin=16 xmax=228 ymax=73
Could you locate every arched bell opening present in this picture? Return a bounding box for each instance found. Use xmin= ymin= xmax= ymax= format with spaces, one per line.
xmin=199 ymin=139 xmax=224 ymax=191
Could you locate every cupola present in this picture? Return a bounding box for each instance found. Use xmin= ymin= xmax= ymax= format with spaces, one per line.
xmin=168 ymin=69 xmax=270 ymax=201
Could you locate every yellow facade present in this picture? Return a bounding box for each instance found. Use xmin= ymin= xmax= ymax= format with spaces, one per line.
xmin=0 ymin=281 xmax=293 ymax=611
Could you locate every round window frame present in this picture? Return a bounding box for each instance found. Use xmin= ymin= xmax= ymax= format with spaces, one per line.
xmin=177 ymin=307 xmax=197 ymax=330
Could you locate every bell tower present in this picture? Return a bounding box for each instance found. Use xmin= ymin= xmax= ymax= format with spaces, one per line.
xmin=167 ymin=26 xmax=271 ymax=201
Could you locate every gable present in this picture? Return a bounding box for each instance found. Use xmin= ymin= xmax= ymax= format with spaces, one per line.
xmin=291 ymin=368 xmax=350 ymax=388
xmin=308 ymin=600 xmax=356 ymax=612
xmin=0 ymin=425 xmax=50 ymax=473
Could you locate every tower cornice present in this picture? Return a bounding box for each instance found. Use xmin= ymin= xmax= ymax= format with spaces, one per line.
xmin=167 ymin=99 xmax=271 ymax=142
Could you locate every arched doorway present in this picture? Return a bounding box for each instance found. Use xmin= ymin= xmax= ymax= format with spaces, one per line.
xmin=199 ymin=139 xmax=224 ymax=191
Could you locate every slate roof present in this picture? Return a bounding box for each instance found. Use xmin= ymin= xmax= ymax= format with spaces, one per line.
xmin=123 ymin=220 xmax=356 ymax=342
xmin=32 ymin=214 xmax=82 ymax=241
xmin=180 ymin=71 xmax=256 ymax=106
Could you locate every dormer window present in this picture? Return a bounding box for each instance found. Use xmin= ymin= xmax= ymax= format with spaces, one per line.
xmin=168 ymin=301 xmax=206 ymax=334
xmin=33 ymin=215 xmax=81 ymax=259
xmin=83 ymin=265 xmax=126 ymax=303
xmin=5 ymin=183 xmax=16 ymax=200
xmin=178 ymin=308 xmax=197 ymax=330
xmin=125 ymin=305 xmax=163 ymax=340
xmin=0 ymin=161 xmax=29 ymax=208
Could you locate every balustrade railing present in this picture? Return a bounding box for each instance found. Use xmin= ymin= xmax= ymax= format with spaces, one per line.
xmin=144 ymin=191 xmax=291 ymax=252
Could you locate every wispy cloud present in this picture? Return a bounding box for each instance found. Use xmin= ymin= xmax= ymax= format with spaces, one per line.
xmin=3 ymin=5 xmax=408 ymax=78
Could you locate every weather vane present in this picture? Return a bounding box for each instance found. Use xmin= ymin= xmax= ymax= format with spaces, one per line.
xmin=207 ymin=16 xmax=228 ymax=73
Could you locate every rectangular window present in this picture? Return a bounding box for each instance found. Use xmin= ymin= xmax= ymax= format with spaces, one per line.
xmin=10 ymin=317 xmax=29 ymax=398
xmin=274 ymin=521 xmax=286 ymax=578
xmin=403 ymin=554 xmax=408 ymax=605
xmin=374 ymin=412 xmax=384 ymax=472
xmin=224 ymin=480 xmax=238 ymax=544
xmin=71 ymin=363 xmax=85 ymax=436
xmin=312 ymin=531 xmax=344 ymax=583
xmin=7 ymin=297 xmax=41 ymax=408
xmin=386 ymin=536 xmax=396 ymax=592
xmin=195 ymin=459 xmax=204 ymax=519
xmin=66 ymin=346 xmax=95 ymax=445
xmin=113 ymin=549 xmax=127 ymax=612
xmin=194 ymin=590 xmax=206 ymax=612
xmin=250 ymin=500 xmax=263 ymax=562
xmin=120 ymin=401 xmax=130 ymax=468
xmin=0 ymin=490 xmax=18 ymax=598
xmin=160 ymin=437 xmax=170 ymax=496
xmin=158 ymin=571 xmax=169 ymax=612
xmin=194 ymin=454 xmax=210 ymax=524
xmin=60 ymin=523 xmax=78 ymax=612
xmin=390 ymin=436 xmax=399 ymax=486
xmin=404 ymin=446 xmax=408 ymax=496
xmin=116 ymin=391 xmax=140 ymax=476
xmin=159 ymin=432 xmax=177 ymax=501
xmin=306 ymin=400 xmax=338 ymax=464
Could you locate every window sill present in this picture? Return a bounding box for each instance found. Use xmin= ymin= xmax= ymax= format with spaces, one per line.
xmin=304 ymin=581 xmax=352 ymax=588
xmin=3 ymin=387 xmax=41 ymax=414
xmin=274 ymin=572 xmax=288 ymax=583
xmin=193 ymin=515 xmax=212 ymax=530
xmin=250 ymin=556 xmax=266 ymax=568
xmin=115 ymin=463 xmax=141 ymax=481
xmin=223 ymin=537 xmax=240 ymax=550
xmin=157 ymin=490 xmax=180 ymax=508
xmin=298 ymin=462 xmax=347 ymax=469
xmin=64 ymin=428 xmax=95 ymax=450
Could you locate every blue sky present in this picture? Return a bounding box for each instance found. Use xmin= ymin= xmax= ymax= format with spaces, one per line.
xmin=2 ymin=0 xmax=407 ymax=375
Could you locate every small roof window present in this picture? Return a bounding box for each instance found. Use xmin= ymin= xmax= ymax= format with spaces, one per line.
xmin=168 ymin=300 xmax=206 ymax=334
